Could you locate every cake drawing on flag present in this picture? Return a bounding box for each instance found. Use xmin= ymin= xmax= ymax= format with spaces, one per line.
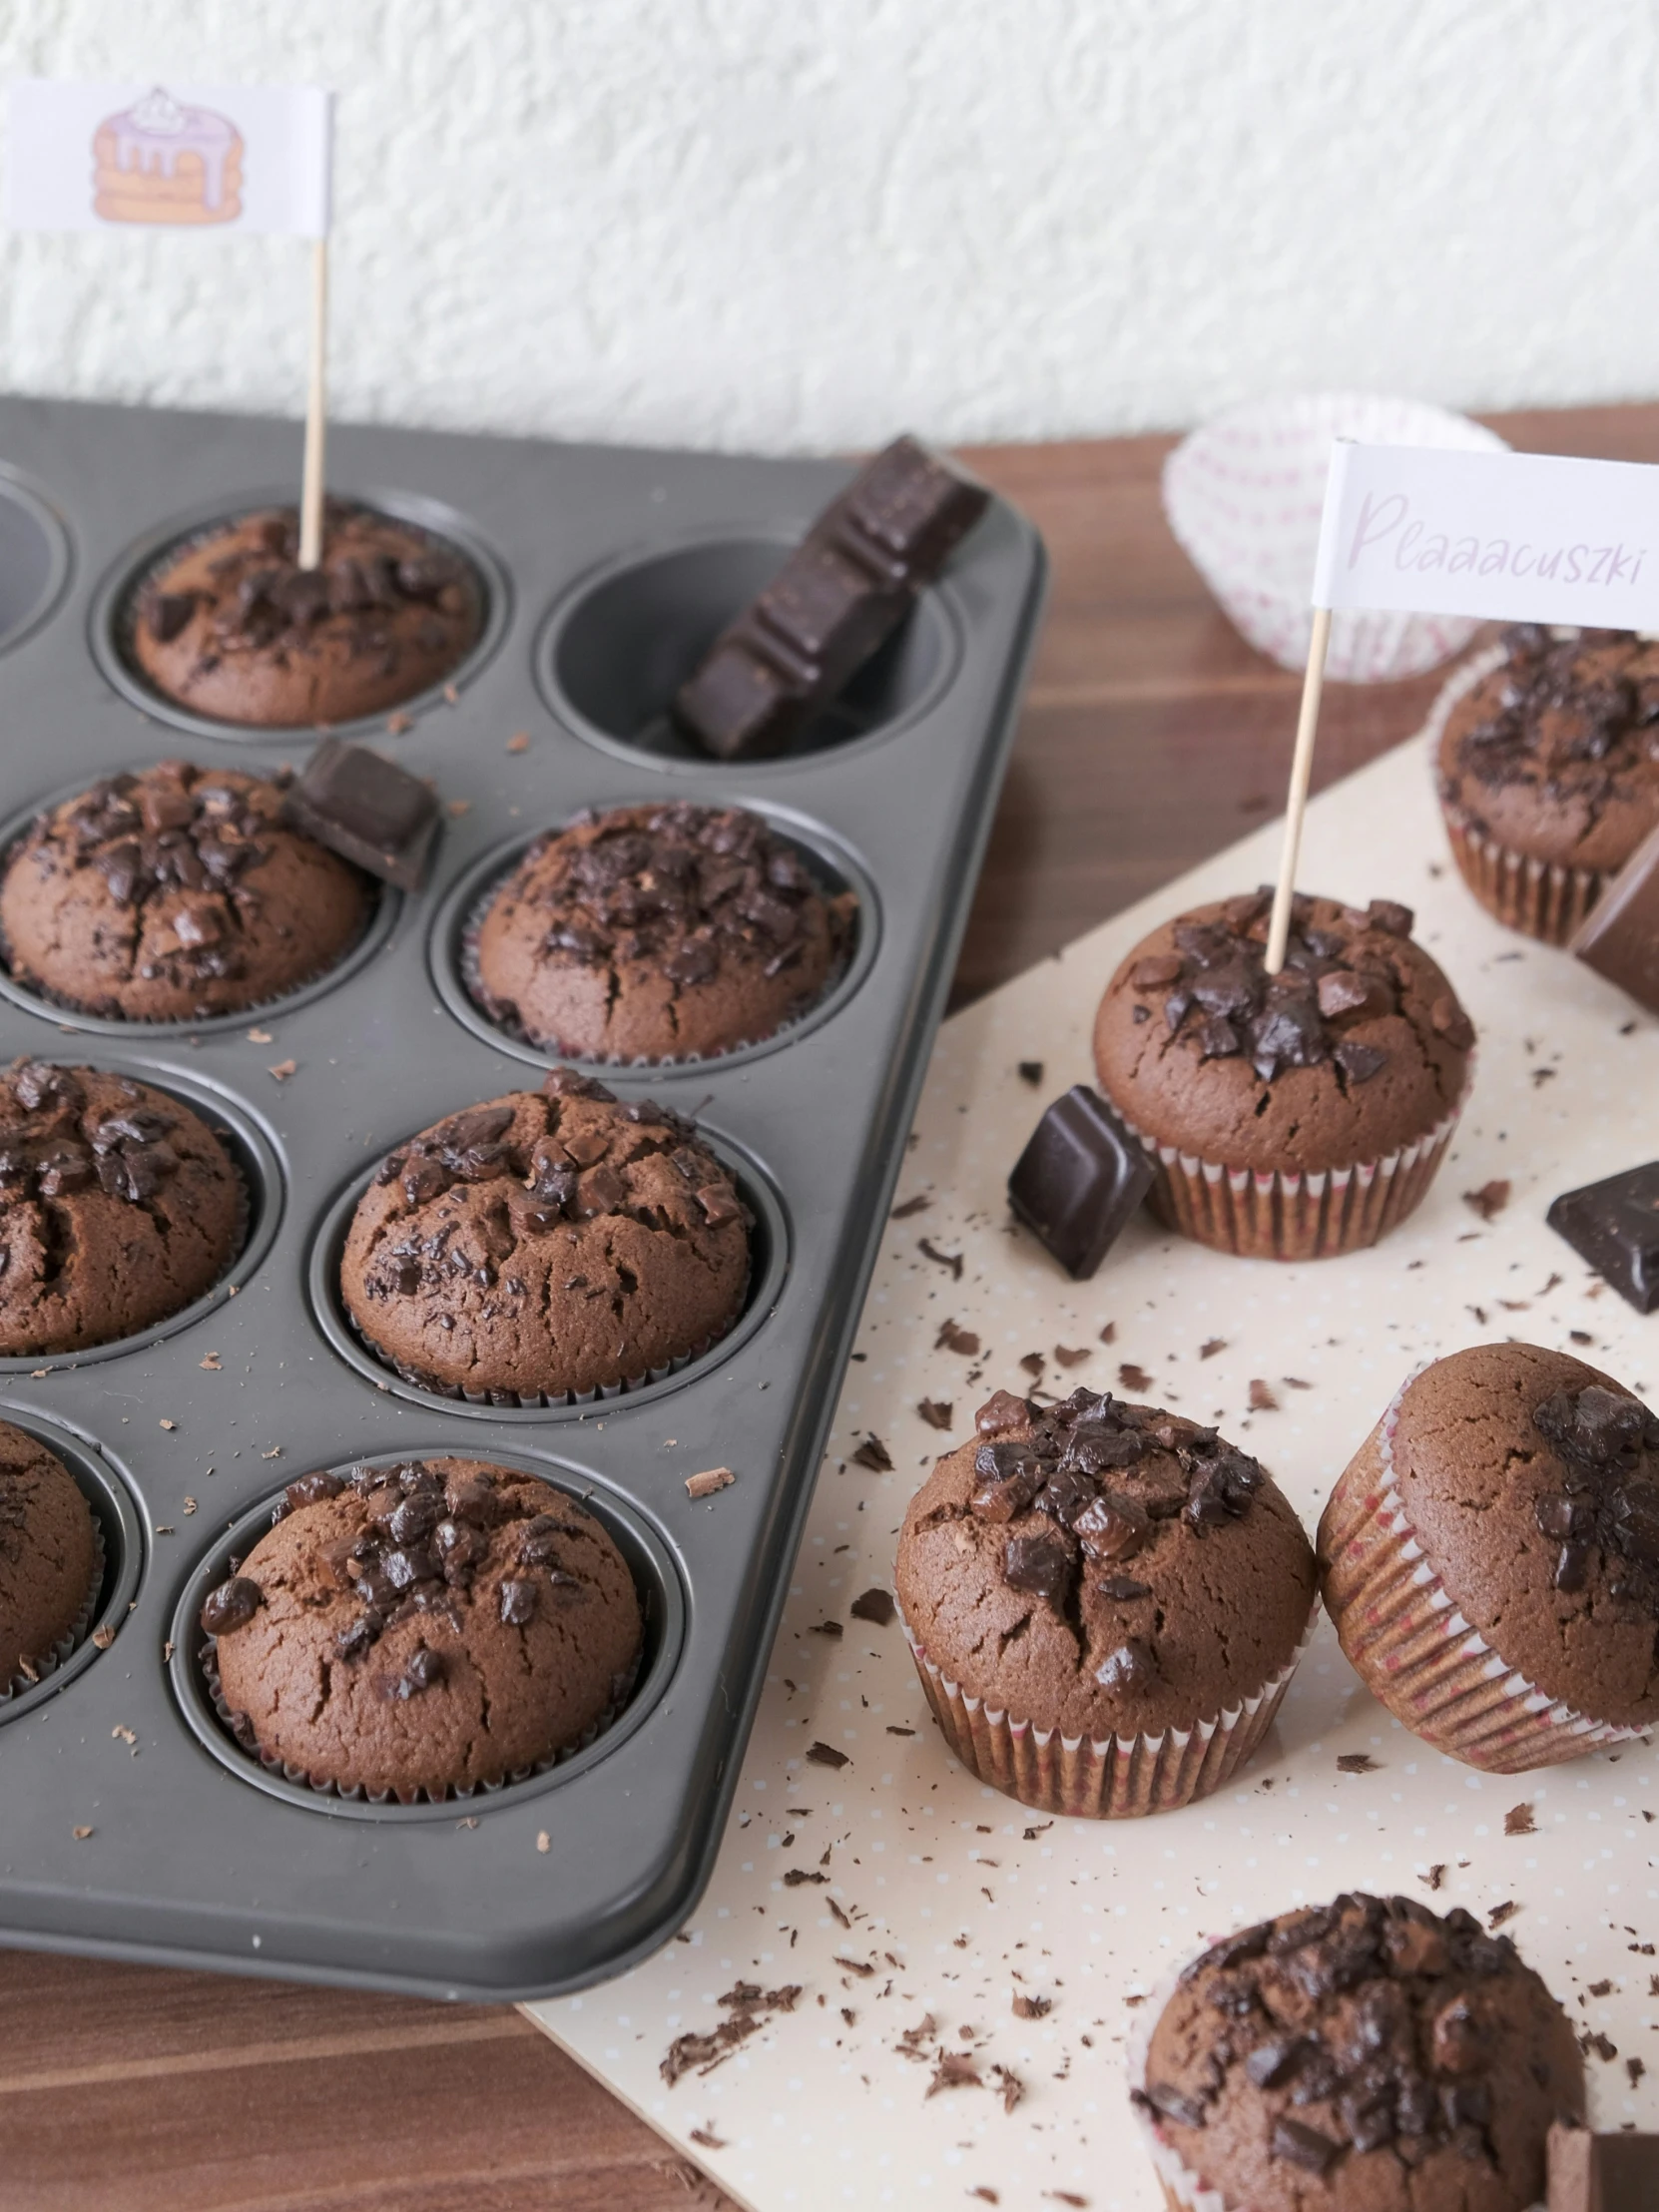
xmin=92 ymin=87 xmax=244 ymax=227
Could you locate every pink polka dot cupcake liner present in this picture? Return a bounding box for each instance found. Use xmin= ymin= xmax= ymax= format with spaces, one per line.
xmin=1319 ymin=1375 xmax=1643 ymax=1774
xmin=897 ymin=1602 xmax=1316 ymax=1820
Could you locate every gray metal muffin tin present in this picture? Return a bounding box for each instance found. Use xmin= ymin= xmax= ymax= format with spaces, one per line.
xmin=0 ymin=396 xmax=1045 ymax=2000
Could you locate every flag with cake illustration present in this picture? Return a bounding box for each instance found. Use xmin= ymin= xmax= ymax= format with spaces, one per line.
xmin=6 ymin=79 xmax=329 ymax=237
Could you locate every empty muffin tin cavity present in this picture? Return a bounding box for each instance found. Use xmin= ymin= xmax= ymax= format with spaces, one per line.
xmin=91 ymin=487 xmax=511 ymax=745
xmin=0 ymin=466 xmax=72 ymax=655
xmin=0 ymin=770 xmax=402 ymax=1037
xmin=307 ymin=1125 xmax=789 ymax=1419
xmin=0 ymin=1407 xmax=144 ymax=1725
xmin=539 ymin=533 xmax=958 ymax=768
xmin=0 ymin=1059 xmax=283 ymax=1374
xmin=430 ymin=804 xmax=880 ymax=1075
xmin=170 ymin=1451 xmax=683 ymax=1818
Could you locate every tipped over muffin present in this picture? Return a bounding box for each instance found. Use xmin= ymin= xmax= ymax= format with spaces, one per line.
xmin=1092 ymin=888 xmax=1474 ymax=1260
xmin=0 ymin=760 xmax=369 ymax=1021
xmin=339 ymin=1068 xmax=751 ymax=1402
xmin=203 ymin=1456 xmax=643 ymax=1800
xmin=471 ymin=802 xmax=855 ymax=1062
xmin=129 ymin=500 xmax=483 ymax=728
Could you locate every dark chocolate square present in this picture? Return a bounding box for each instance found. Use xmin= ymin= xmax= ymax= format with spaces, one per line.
xmin=283 ymin=738 xmax=440 ymax=892
xmin=1546 ymin=1161 xmax=1659 ymax=1313
xmin=1007 ymin=1084 xmax=1155 ymax=1279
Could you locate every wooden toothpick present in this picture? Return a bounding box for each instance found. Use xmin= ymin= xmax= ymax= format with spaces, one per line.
xmin=1264 ymin=604 xmax=1333 ymax=973
xmin=298 ymin=236 xmax=329 ymax=570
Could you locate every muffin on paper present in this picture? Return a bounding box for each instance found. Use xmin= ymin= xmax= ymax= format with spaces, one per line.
xmin=1319 ymin=1344 xmax=1659 ymax=1773
xmin=1091 ymin=888 xmax=1473 ymax=1261
xmin=893 ymin=1385 xmax=1317 ymax=1818
xmin=1131 ymin=1892 xmax=1583 ymax=2212
xmin=1436 ymin=625 xmax=1659 ymax=944
xmin=203 ymin=1457 xmax=642 ymax=1803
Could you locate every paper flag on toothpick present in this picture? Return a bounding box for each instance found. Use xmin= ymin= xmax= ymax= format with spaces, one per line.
xmin=1311 ymin=441 xmax=1659 ymax=628
xmin=6 ymin=80 xmax=330 ymax=237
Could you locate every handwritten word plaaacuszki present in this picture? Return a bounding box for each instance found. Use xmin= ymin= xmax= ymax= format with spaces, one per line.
xmin=1347 ymin=492 xmax=1646 ymax=591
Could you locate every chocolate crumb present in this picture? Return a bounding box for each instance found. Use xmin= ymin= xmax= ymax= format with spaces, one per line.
xmin=917 ymin=1398 xmax=954 ymax=1430
xmin=851 ymin=1436 xmax=893 ymax=1471
xmin=1464 ymin=1179 xmax=1511 ymax=1221
xmin=1505 ymin=1803 xmax=1536 ymax=1836
xmin=1336 ymin=1752 xmax=1378 ymax=1773
xmin=685 ymin=1465 xmax=736 ymax=1499
xmin=849 ymin=1588 xmax=895 ymax=1625
xmin=807 ymin=1741 xmax=849 ymax=1769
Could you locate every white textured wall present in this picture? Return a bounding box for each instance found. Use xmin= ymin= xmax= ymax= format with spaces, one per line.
xmin=2 ymin=0 xmax=1656 ymax=455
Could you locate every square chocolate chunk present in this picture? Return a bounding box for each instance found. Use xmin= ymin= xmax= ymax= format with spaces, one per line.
xmin=1007 ymin=1085 xmax=1155 ymax=1279
xmin=1570 ymin=818 xmax=1659 ymax=1012
xmin=283 ymin=738 xmax=440 ymax=892
xmin=1546 ymin=1161 xmax=1659 ymax=1313
xmin=1547 ymin=2120 xmax=1659 ymax=2210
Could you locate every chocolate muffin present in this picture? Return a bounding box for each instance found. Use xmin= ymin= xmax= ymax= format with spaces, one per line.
xmin=1321 ymin=1344 xmax=1659 ymax=1772
xmin=1133 ymin=1893 xmax=1584 ymax=2212
xmin=894 ymin=1384 xmax=1317 ymax=1816
xmin=1 ymin=1421 xmax=100 ymax=1694
xmin=0 ymin=760 xmax=370 ymax=1021
xmin=204 ymin=1457 xmax=643 ymax=1799
xmin=0 ymin=1061 xmax=242 ymax=1356
xmin=1092 ymin=888 xmax=1474 ymax=1261
xmin=471 ymin=803 xmax=856 ymax=1061
xmin=1437 ymin=625 xmax=1659 ymax=943
xmin=129 ymin=500 xmax=483 ymax=728
xmin=339 ymin=1069 xmax=751 ymax=1402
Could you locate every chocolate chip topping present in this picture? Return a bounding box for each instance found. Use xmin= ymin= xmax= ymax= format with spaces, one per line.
xmin=0 ymin=1061 xmax=180 ymax=1209
xmin=968 ymin=1386 xmax=1266 ymax=1611
xmin=200 ymin=1575 xmax=263 ymax=1636
xmin=1531 ymin=1382 xmax=1659 ymax=1604
xmin=1447 ymin=624 xmax=1659 ymax=805
xmin=1124 ymin=886 xmax=1426 ymax=1084
xmin=1138 ymin=1892 xmax=1583 ymax=2190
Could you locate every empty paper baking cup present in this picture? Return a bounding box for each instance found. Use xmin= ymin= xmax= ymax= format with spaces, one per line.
xmin=1162 ymin=392 xmax=1507 ymax=681
xmin=898 ymin=1604 xmax=1315 ymax=1819
xmin=1319 ymin=1375 xmax=1643 ymax=1773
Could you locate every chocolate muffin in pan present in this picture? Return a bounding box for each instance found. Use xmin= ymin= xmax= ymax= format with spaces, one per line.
xmin=471 ymin=803 xmax=856 ymax=1062
xmin=1092 ymin=888 xmax=1474 ymax=1260
xmin=204 ymin=1457 xmax=643 ymax=1799
xmin=129 ymin=500 xmax=483 ymax=728
xmin=1320 ymin=1343 xmax=1659 ymax=1772
xmin=0 ymin=1061 xmax=242 ymax=1356
xmin=1133 ymin=1892 xmax=1584 ymax=2212
xmin=894 ymin=1384 xmax=1317 ymax=1816
xmin=0 ymin=760 xmax=370 ymax=1022
xmin=339 ymin=1069 xmax=751 ymax=1402
xmin=0 ymin=1420 xmax=100 ymax=1695
xmin=1437 ymin=624 xmax=1659 ymax=943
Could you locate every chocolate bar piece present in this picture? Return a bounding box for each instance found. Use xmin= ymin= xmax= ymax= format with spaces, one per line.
xmin=673 ymin=435 xmax=990 ymax=760
xmin=1548 ymin=2120 xmax=1659 ymax=2210
xmin=1546 ymin=1160 xmax=1659 ymax=1312
xmin=283 ymin=738 xmax=440 ymax=892
xmin=1007 ymin=1085 xmax=1155 ymax=1279
xmin=1570 ymin=818 xmax=1659 ymax=1010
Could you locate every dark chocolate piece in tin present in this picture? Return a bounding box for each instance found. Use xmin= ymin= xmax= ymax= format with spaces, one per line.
xmin=673 ymin=435 xmax=989 ymax=761
xmin=284 ymin=738 xmax=439 ymax=892
xmin=1547 ymin=1161 xmax=1659 ymax=1313
xmin=1007 ymin=1084 xmax=1154 ymax=1279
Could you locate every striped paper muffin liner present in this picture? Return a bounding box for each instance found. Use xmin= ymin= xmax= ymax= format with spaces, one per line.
xmin=1427 ymin=637 xmax=1612 ymax=947
xmin=1112 ymin=1068 xmax=1470 ymax=1263
xmin=1318 ymin=1373 xmax=1644 ymax=1773
xmin=1124 ymin=1955 xmax=1545 ymax=2211
xmin=1 ymin=1518 xmax=105 ymax=1706
xmin=348 ymin=1303 xmax=734 ymax=1410
xmin=200 ymin=1631 xmax=642 ymax=1807
xmin=456 ymin=867 xmax=856 ymax=1072
xmin=896 ymin=1599 xmax=1316 ymax=1820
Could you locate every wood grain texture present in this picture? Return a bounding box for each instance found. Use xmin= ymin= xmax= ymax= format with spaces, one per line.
xmin=4 ymin=399 xmax=1655 ymax=2210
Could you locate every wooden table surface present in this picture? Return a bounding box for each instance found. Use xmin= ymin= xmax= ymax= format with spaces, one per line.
xmin=4 ymin=398 xmax=1656 ymax=2212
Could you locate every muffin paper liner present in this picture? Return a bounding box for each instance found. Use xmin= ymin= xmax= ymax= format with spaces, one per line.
xmin=1 ymin=1518 xmax=105 ymax=1705
xmin=1427 ymin=638 xmax=1612 ymax=946
xmin=1319 ymin=1371 xmax=1645 ymax=1773
xmin=199 ymin=1629 xmax=643 ymax=1807
xmin=456 ymin=866 xmax=855 ymax=1072
xmin=0 ymin=857 xmax=384 ymax=1030
xmin=1110 ymin=1070 xmax=1470 ymax=1263
xmin=896 ymin=1598 xmax=1316 ymax=1819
